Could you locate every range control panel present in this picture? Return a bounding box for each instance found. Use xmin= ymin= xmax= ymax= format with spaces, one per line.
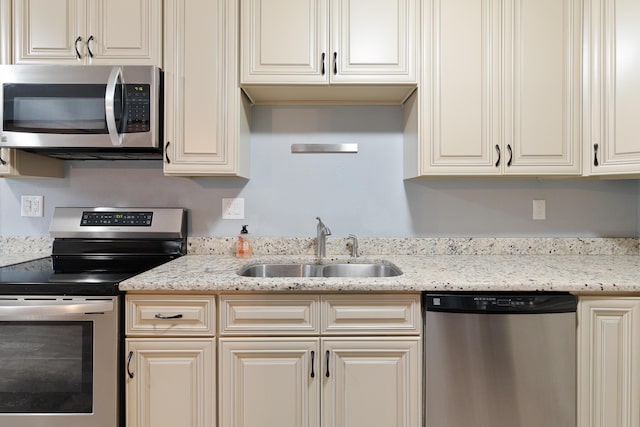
xmin=81 ymin=211 xmax=153 ymax=227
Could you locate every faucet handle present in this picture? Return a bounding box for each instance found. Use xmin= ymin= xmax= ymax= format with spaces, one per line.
xmin=316 ymin=217 xmax=332 ymax=235
xmin=348 ymin=234 xmax=358 ymax=257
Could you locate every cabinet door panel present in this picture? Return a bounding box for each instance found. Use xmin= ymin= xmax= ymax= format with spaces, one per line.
xmin=331 ymin=0 xmax=416 ymax=83
xmin=578 ymin=298 xmax=640 ymax=427
xmin=126 ymin=339 xmax=215 ymax=427
xmin=503 ymin=0 xmax=581 ymax=174
xmin=588 ymin=0 xmax=640 ymax=174
xmin=88 ymin=0 xmax=161 ymax=65
xmin=241 ymin=0 xmax=328 ymax=83
xmin=421 ymin=0 xmax=500 ymax=174
xmin=220 ymin=339 xmax=320 ymax=427
xmin=13 ymin=0 xmax=86 ymax=63
xmin=323 ymin=338 xmax=420 ymax=427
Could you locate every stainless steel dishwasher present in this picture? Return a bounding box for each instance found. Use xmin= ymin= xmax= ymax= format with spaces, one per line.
xmin=424 ymin=292 xmax=577 ymax=427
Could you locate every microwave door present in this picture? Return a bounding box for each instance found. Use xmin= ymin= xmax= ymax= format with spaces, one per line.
xmin=105 ymin=67 xmax=124 ymax=146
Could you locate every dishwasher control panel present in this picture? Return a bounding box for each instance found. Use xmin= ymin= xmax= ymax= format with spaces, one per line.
xmin=425 ymin=292 xmax=577 ymax=314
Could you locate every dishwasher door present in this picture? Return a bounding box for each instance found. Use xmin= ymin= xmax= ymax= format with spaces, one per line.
xmin=424 ymin=293 xmax=576 ymax=427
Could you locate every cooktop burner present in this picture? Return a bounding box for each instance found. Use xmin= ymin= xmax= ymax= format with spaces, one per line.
xmin=0 ymin=207 xmax=187 ymax=296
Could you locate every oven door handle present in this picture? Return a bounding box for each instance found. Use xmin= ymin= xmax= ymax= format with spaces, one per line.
xmin=0 ymin=300 xmax=114 ymax=317
xmin=105 ymin=66 xmax=125 ymax=146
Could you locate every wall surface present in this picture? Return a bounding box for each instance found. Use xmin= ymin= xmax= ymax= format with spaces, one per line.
xmin=0 ymin=106 xmax=638 ymax=237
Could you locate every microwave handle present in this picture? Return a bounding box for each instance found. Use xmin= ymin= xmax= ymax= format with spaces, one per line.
xmin=105 ymin=66 xmax=124 ymax=146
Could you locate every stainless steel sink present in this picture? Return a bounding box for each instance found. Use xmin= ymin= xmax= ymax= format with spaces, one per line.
xmin=238 ymin=262 xmax=402 ymax=278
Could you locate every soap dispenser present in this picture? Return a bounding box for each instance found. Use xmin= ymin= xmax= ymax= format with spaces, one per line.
xmin=236 ymin=225 xmax=253 ymax=259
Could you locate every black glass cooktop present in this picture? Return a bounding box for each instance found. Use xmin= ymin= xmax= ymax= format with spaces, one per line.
xmin=0 ymin=256 xmax=174 ymax=296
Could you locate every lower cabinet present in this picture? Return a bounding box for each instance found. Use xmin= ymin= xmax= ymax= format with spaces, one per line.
xmin=126 ymin=339 xmax=216 ymax=427
xmin=125 ymin=294 xmax=217 ymax=427
xmin=218 ymin=293 xmax=422 ymax=427
xmin=578 ymin=296 xmax=640 ymax=427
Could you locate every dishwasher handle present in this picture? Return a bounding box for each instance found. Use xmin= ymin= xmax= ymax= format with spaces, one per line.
xmin=424 ymin=292 xmax=577 ymax=314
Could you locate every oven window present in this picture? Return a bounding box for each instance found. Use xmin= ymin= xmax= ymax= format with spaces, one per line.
xmin=0 ymin=321 xmax=93 ymax=413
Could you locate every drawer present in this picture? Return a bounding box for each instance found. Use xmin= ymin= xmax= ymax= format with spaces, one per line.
xmin=321 ymin=294 xmax=421 ymax=335
xmin=219 ymin=294 xmax=320 ymax=335
xmin=126 ymin=294 xmax=216 ymax=336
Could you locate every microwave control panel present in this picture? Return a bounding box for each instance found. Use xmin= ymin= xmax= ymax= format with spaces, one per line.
xmin=124 ymin=84 xmax=151 ymax=133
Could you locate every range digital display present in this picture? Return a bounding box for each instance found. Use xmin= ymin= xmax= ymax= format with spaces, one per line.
xmin=80 ymin=211 xmax=153 ymax=227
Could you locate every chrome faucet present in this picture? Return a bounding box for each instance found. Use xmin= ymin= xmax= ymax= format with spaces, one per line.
xmin=316 ymin=217 xmax=332 ymax=257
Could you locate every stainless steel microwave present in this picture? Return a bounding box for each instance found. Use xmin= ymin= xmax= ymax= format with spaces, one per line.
xmin=0 ymin=65 xmax=162 ymax=160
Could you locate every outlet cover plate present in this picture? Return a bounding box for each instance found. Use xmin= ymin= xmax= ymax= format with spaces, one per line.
xmin=222 ymin=198 xmax=244 ymax=220
xmin=21 ymin=195 xmax=44 ymax=217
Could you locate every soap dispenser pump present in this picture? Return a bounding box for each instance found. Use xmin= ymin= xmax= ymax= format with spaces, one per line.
xmin=236 ymin=225 xmax=253 ymax=259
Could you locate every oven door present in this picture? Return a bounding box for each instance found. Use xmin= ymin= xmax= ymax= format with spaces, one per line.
xmin=0 ymin=296 xmax=119 ymax=427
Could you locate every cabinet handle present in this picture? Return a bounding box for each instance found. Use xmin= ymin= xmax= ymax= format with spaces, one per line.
xmin=74 ymin=36 xmax=83 ymax=59
xmin=321 ymin=53 xmax=326 ymax=75
xmin=333 ymin=52 xmax=337 ymax=75
xmin=325 ymin=350 xmax=330 ymax=377
xmin=507 ymin=144 xmax=513 ymax=167
xmin=86 ymin=35 xmax=95 ymax=58
xmin=593 ymin=143 xmax=599 ymax=166
xmin=495 ymin=144 xmax=501 ymax=167
xmin=310 ymin=350 xmax=315 ymax=378
xmin=154 ymin=313 xmax=183 ymax=319
xmin=126 ymin=351 xmax=135 ymax=379
xmin=0 ymin=152 xmax=6 ymax=166
xmin=165 ymin=141 xmax=171 ymax=164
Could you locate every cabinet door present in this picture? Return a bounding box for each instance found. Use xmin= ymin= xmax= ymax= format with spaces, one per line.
xmin=420 ymin=0 xmax=501 ymax=175
xmin=241 ymin=0 xmax=328 ymax=84
xmin=0 ymin=148 xmax=64 ymax=178
xmin=502 ymin=0 xmax=581 ymax=175
xmin=220 ymin=338 xmax=320 ymax=427
xmin=13 ymin=0 xmax=86 ymax=64
xmin=164 ymin=0 xmax=250 ymax=177
xmin=587 ymin=0 xmax=640 ymax=175
xmin=126 ymin=339 xmax=216 ymax=427
xmin=87 ymin=0 xmax=161 ymax=65
xmin=330 ymin=0 xmax=417 ymax=84
xmin=323 ymin=338 xmax=421 ymax=427
xmin=578 ymin=297 xmax=640 ymax=427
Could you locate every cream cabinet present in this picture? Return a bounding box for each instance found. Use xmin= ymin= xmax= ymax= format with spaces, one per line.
xmin=12 ymin=0 xmax=161 ymax=65
xmin=584 ymin=0 xmax=640 ymax=176
xmin=240 ymin=0 xmax=418 ymax=104
xmin=125 ymin=294 xmax=216 ymax=427
xmin=578 ymin=296 xmax=640 ymax=427
xmin=404 ymin=0 xmax=582 ymax=177
xmin=0 ymin=148 xmax=64 ymax=178
xmin=219 ymin=293 xmax=421 ymax=427
xmin=163 ymin=0 xmax=250 ymax=177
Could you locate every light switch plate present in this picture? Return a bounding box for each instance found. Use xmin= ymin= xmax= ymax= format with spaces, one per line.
xmin=533 ymin=199 xmax=546 ymax=220
xmin=222 ymin=198 xmax=245 ymax=219
xmin=21 ymin=195 xmax=44 ymax=217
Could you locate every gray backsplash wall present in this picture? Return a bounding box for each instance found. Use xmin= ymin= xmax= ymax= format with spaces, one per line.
xmin=1 ymin=105 xmax=638 ymax=237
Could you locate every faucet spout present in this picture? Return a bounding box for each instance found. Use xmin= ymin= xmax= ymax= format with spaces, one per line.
xmin=316 ymin=217 xmax=332 ymax=257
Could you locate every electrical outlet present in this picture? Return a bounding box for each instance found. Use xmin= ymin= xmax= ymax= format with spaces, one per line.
xmin=21 ymin=195 xmax=44 ymax=217
xmin=222 ymin=198 xmax=245 ymax=219
xmin=533 ymin=199 xmax=546 ymax=220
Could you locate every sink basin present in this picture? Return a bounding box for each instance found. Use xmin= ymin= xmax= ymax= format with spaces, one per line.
xmin=238 ymin=262 xmax=402 ymax=278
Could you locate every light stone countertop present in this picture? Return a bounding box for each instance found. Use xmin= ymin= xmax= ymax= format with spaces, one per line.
xmin=119 ymin=253 xmax=640 ymax=293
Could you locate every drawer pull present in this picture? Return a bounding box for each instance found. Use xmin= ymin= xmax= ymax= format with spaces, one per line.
xmin=154 ymin=313 xmax=184 ymax=319
xmin=126 ymin=351 xmax=135 ymax=379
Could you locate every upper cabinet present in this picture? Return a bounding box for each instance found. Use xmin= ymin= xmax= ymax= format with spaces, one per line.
xmin=240 ymin=0 xmax=419 ymax=104
xmin=12 ymin=0 xmax=161 ymax=65
xmin=584 ymin=0 xmax=640 ymax=176
xmin=404 ymin=0 xmax=582 ymax=177
xmin=162 ymin=0 xmax=250 ymax=177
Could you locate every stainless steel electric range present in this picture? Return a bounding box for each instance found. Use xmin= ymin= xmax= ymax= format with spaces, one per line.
xmin=0 ymin=207 xmax=187 ymax=427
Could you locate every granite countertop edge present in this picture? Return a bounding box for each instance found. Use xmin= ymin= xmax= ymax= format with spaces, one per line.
xmin=118 ymin=254 xmax=640 ymax=293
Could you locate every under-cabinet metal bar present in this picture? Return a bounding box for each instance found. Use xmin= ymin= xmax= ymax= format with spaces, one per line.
xmin=291 ymin=143 xmax=358 ymax=154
